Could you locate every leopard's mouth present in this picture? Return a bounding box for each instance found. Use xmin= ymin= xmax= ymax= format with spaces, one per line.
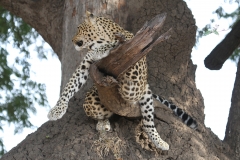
xmin=89 ymin=43 xmax=95 ymax=50
xmin=74 ymin=44 xmax=81 ymax=51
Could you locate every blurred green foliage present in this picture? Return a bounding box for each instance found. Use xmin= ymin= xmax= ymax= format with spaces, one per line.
xmin=0 ymin=6 xmax=49 ymax=155
xmin=197 ymin=0 xmax=240 ymax=62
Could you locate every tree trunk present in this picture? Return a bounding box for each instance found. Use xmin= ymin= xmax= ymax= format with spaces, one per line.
xmin=224 ymin=57 xmax=240 ymax=159
xmin=0 ymin=0 xmax=237 ymax=159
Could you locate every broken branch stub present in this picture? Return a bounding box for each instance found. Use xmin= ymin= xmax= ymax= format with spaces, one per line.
xmin=89 ymin=13 xmax=172 ymax=117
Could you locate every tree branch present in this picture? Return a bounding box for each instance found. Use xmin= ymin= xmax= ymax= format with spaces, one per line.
xmin=0 ymin=0 xmax=64 ymax=59
xmin=204 ymin=20 xmax=240 ymax=70
xmin=89 ymin=13 xmax=172 ymax=117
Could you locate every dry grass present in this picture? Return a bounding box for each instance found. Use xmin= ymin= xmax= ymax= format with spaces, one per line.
xmin=92 ymin=131 xmax=126 ymax=159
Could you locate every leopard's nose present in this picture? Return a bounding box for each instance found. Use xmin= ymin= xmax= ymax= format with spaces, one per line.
xmin=76 ymin=40 xmax=83 ymax=47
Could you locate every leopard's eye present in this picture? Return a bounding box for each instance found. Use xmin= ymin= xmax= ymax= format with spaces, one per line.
xmin=76 ymin=40 xmax=83 ymax=47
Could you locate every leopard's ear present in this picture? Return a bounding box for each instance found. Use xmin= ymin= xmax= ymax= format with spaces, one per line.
xmin=85 ymin=11 xmax=97 ymax=25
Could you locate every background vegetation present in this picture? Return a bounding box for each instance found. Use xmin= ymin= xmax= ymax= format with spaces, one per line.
xmin=0 ymin=7 xmax=48 ymax=155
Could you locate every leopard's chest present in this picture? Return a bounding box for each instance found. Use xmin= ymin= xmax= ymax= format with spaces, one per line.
xmin=117 ymin=56 xmax=148 ymax=102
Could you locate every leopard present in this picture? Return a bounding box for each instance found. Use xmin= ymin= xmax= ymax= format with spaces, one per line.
xmin=47 ymin=11 xmax=197 ymax=151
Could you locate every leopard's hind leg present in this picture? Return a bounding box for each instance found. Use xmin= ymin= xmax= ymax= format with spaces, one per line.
xmin=83 ymin=86 xmax=113 ymax=131
xmin=139 ymin=84 xmax=169 ymax=150
xmin=84 ymin=86 xmax=126 ymax=159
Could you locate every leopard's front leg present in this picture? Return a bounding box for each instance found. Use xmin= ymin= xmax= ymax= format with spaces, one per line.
xmin=48 ymin=44 xmax=114 ymax=121
xmin=139 ymin=84 xmax=169 ymax=150
xmin=47 ymin=51 xmax=95 ymax=120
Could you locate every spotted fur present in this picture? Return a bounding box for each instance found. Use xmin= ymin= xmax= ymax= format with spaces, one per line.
xmin=48 ymin=11 xmax=197 ymax=151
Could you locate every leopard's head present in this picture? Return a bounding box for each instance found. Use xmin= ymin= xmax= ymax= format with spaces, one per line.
xmin=72 ymin=11 xmax=121 ymax=52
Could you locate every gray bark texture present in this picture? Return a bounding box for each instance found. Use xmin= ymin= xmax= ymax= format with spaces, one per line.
xmin=0 ymin=0 xmax=238 ymax=159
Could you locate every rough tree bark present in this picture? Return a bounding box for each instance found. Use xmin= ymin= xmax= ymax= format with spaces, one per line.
xmin=0 ymin=0 xmax=238 ymax=159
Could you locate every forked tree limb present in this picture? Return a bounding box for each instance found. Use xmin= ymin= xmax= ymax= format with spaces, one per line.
xmin=89 ymin=13 xmax=172 ymax=117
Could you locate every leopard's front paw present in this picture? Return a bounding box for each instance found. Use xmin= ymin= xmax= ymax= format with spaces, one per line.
xmin=47 ymin=101 xmax=68 ymax=121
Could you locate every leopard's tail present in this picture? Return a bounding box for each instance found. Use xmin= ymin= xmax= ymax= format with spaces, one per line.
xmin=153 ymin=94 xmax=198 ymax=129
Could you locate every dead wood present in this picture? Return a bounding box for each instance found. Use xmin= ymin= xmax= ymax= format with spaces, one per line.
xmin=89 ymin=13 xmax=172 ymax=117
